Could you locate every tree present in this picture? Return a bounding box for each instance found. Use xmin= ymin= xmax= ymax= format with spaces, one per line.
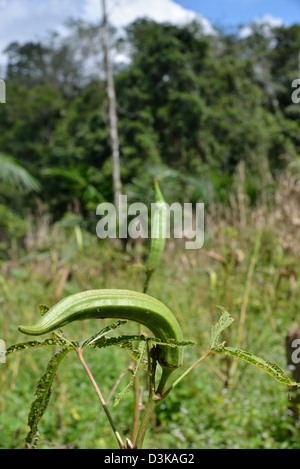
xmin=101 ymin=0 xmax=122 ymax=211
xmin=0 ymin=18 xmax=299 ymax=216
xmin=116 ymin=19 xmax=298 ymax=200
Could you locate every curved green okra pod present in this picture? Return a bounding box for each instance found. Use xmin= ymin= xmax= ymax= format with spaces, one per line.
xmin=18 ymin=289 xmax=183 ymax=373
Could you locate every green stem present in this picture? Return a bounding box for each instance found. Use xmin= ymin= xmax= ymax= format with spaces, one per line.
xmin=156 ymin=368 xmax=174 ymax=396
xmin=131 ymin=370 xmax=141 ymax=444
xmin=143 ymin=268 xmax=153 ymax=293
xmin=134 ymin=393 xmax=157 ymax=449
xmin=229 ymin=231 xmax=261 ymax=379
xmin=75 ymin=348 xmax=125 ymax=449
xmin=132 ymin=266 xmax=153 ymax=444
xmin=161 ymin=350 xmax=212 ymax=399
xmin=134 ymin=342 xmax=159 ymax=449
xmin=134 ymin=347 xmax=212 ymax=448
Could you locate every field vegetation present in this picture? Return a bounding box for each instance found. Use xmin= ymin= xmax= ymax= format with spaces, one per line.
xmin=0 ymin=17 xmax=299 ymax=449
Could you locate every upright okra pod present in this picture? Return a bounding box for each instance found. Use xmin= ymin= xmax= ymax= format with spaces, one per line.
xmin=147 ymin=180 xmax=167 ymax=272
xmin=19 ymin=289 xmax=184 ymax=384
xmin=143 ymin=180 xmax=167 ymax=292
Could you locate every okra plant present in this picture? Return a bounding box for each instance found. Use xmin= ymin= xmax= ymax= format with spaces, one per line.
xmin=7 ymin=181 xmax=300 ymax=449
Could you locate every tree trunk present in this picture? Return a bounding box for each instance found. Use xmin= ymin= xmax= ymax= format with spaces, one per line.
xmin=102 ymin=0 xmax=122 ymax=212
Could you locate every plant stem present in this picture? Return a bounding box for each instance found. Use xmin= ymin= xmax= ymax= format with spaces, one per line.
xmin=161 ymin=349 xmax=213 ymax=399
xmin=156 ymin=368 xmax=173 ymax=396
xmin=229 ymin=231 xmax=261 ymax=379
xmin=134 ymin=343 xmax=158 ymax=449
xmin=131 ymin=365 xmax=141 ymax=444
xmin=143 ymin=269 xmax=153 ymax=294
xmin=135 ymin=350 xmax=213 ymax=448
xmin=132 ymin=270 xmax=153 ymax=443
xmin=75 ymin=347 xmax=125 ymax=449
xmin=134 ymin=393 xmax=157 ymax=449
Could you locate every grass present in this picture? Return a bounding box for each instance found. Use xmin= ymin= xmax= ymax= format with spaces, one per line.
xmin=1 ymin=166 xmax=300 ymax=449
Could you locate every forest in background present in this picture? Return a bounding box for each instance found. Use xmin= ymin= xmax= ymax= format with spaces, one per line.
xmin=0 ymin=18 xmax=299 ymax=246
xmin=1 ymin=17 xmax=300 ymax=450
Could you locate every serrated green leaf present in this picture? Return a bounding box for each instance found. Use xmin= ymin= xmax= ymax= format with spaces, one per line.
xmin=6 ymin=338 xmax=73 ymax=356
xmin=52 ymin=328 xmax=76 ymax=346
xmin=93 ymin=335 xmax=148 ymax=369
xmin=92 ymin=334 xmax=194 ymax=350
xmin=93 ymin=334 xmax=195 ymax=378
xmin=93 ymin=334 xmax=144 ymax=349
xmin=210 ymin=308 xmax=235 ymax=349
xmin=25 ymin=348 xmax=70 ymax=448
xmin=81 ymin=320 xmax=128 ymax=347
xmin=212 ymin=345 xmax=298 ymax=388
xmin=114 ymin=341 xmax=147 ymax=407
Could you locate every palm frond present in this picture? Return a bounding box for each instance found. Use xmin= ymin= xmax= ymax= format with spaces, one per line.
xmin=0 ymin=153 xmax=40 ymax=192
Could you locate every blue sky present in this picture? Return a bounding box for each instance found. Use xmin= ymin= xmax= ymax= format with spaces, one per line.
xmin=175 ymin=0 xmax=300 ymax=29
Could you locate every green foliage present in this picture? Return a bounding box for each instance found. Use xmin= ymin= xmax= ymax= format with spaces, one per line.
xmin=0 ymin=152 xmax=40 ymax=193
xmin=0 ymin=19 xmax=299 ymax=216
xmin=6 ymin=338 xmax=72 ymax=355
xmin=210 ymin=308 xmax=235 ymax=349
xmin=1 ymin=215 xmax=300 ymax=448
xmin=213 ymin=345 xmax=295 ymax=388
xmin=25 ymin=348 xmax=71 ymax=448
xmin=8 ymin=303 xmax=192 ymax=449
xmin=209 ymin=311 xmax=297 ymax=388
xmin=114 ymin=341 xmax=147 ymax=407
xmin=1 ymin=15 xmax=300 ymax=450
xmin=81 ymin=320 xmax=128 ymax=347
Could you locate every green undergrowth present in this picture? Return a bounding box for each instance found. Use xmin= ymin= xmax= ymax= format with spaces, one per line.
xmin=1 ymin=220 xmax=300 ymax=449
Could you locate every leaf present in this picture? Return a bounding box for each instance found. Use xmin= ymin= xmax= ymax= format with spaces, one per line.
xmin=212 ymin=345 xmax=298 ymax=388
xmin=113 ymin=338 xmax=146 ymax=365
xmin=81 ymin=320 xmax=128 ymax=347
xmin=39 ymin=304 xmax=49 ymax=316
xmin=209 ymin=310 xmax=300 ymax=389
xmin=25 ymin=348 xmax=71 ymax=448
xmin=52 ymin=328 xmax=75 ymax=346
xmin=114 ymin=341 xmax=147 ymax=407
xmin=6 ymin=338 xmax=73 ymax=356
xmin=210 ymin=308 xmax=235 ymax=349
xmin=92 ymin=334 xmax=195 ymax=374
xmin=92 ymin=334 xmax=194 ymax=351
xmin=0 ymin=152 xmax=40 ymax=192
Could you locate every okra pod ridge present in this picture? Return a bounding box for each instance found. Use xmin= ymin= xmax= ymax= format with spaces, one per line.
xmin=18 ymin=289 xmax=183 ymax=371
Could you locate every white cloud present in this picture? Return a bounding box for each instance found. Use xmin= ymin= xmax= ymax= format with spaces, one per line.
xmin=0 ymin=0 xmax=215 ymax=73
xmin=258 ymin=14 xmax=285 ymax=28
xmin=0 ymin=0 xmax=287 ymax=76
xmin=239 ymin=14 xmax=285 ymax=38
xmin=84 ymin=0 xmax=216 ymax=65
xmin=0 ymin=0 xmax=84 ymax=72
xmin=0 ymin=0 xmax=81 ymax=47
xmin=83 ymin=0 xmax=215 ymax=34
